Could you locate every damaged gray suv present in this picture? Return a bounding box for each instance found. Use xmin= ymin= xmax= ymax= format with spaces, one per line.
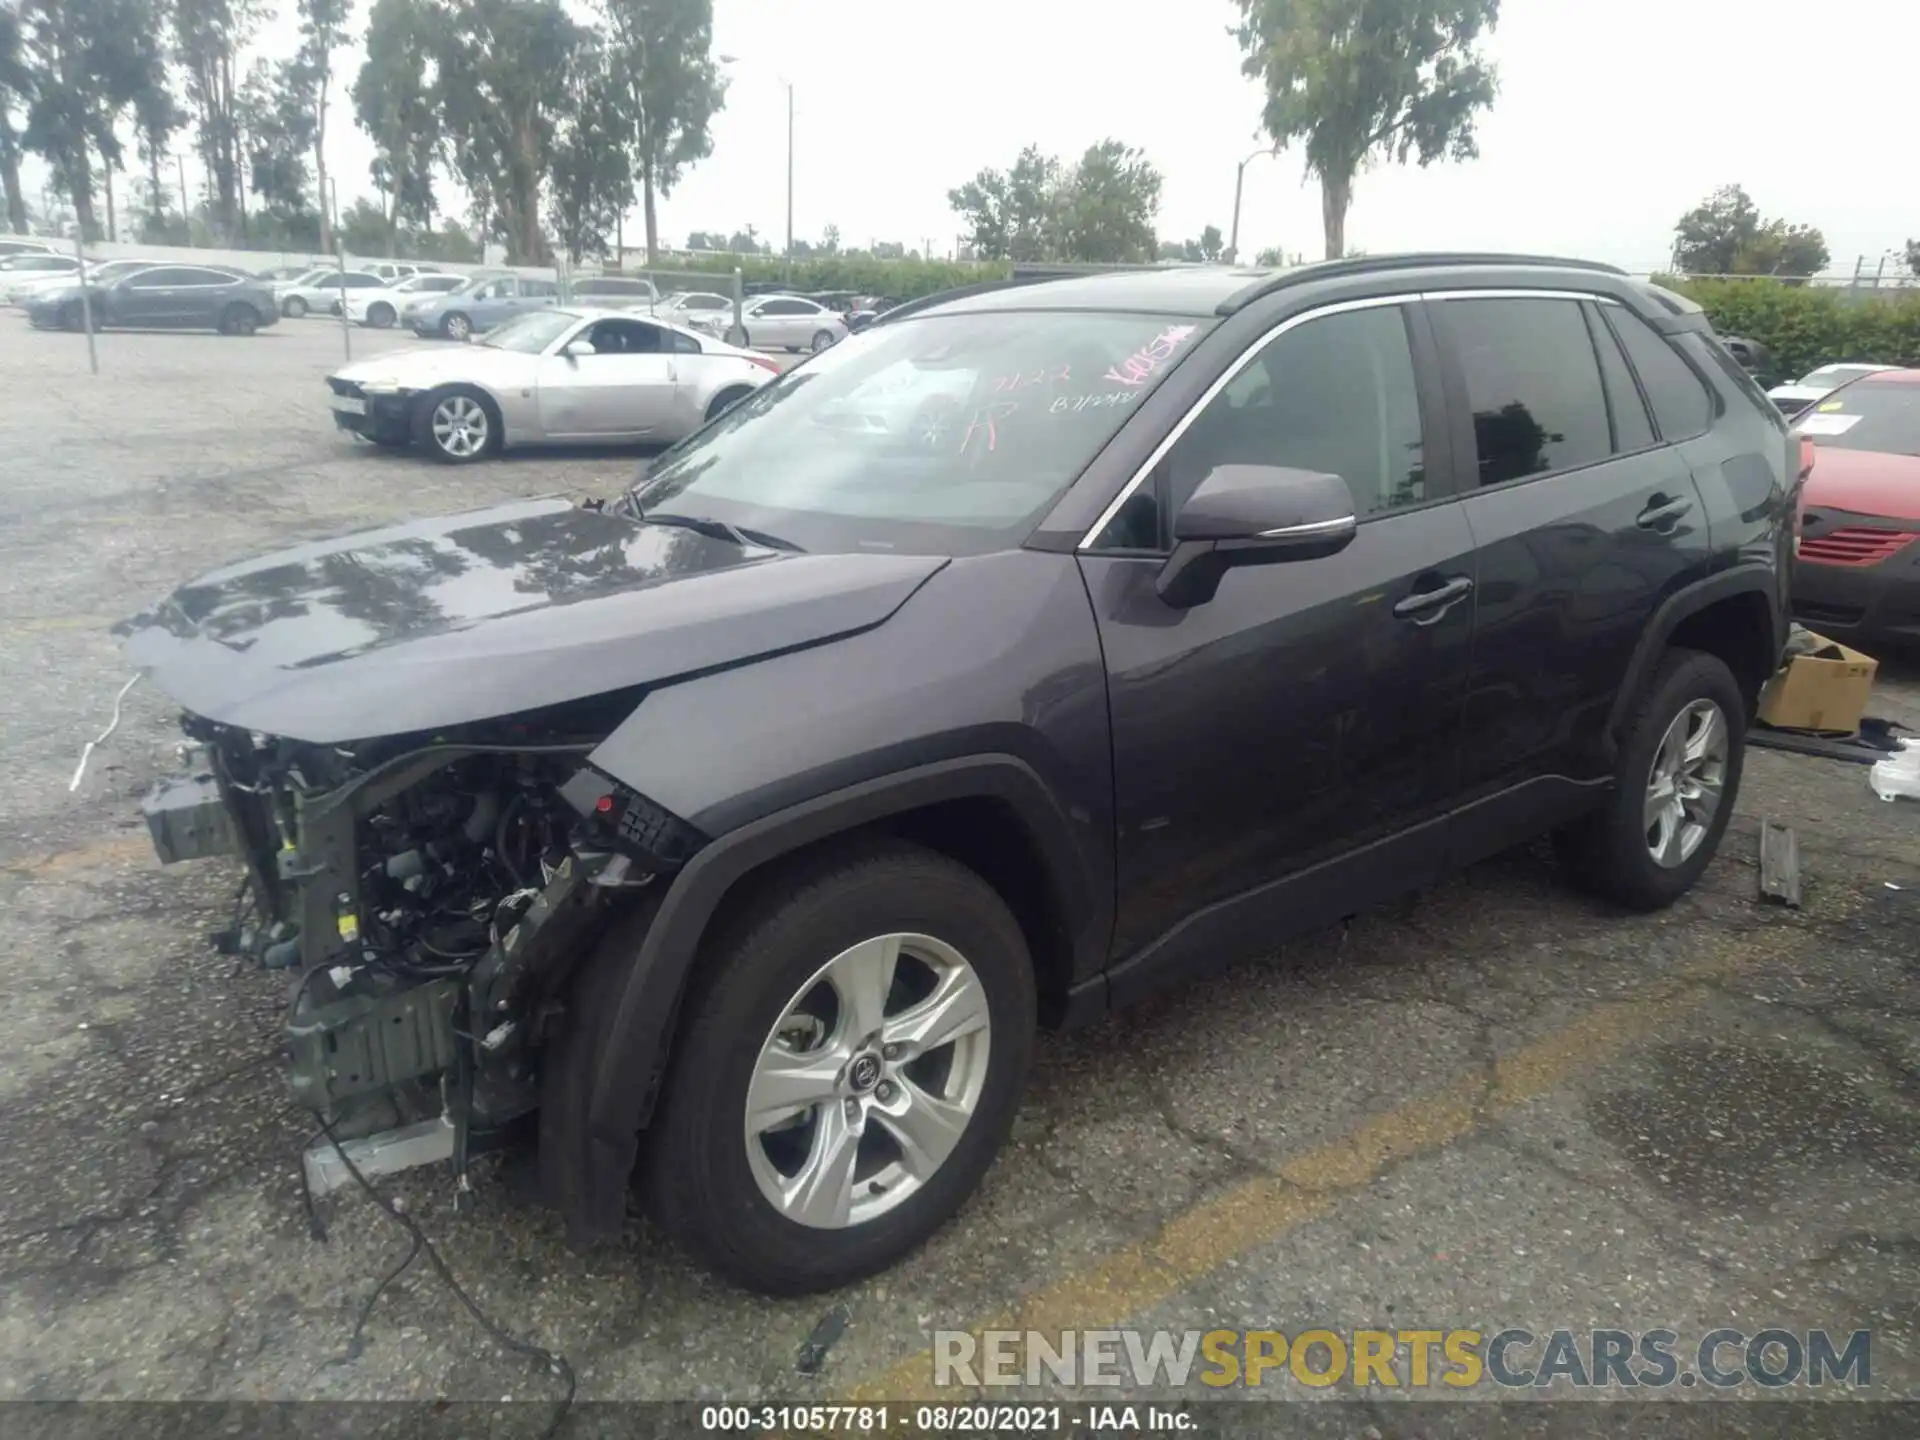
xmin=122 ymin=255 xmax=1796 ymax=1294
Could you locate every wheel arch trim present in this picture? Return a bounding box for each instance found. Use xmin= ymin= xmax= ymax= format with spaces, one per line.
xmin=553 ymin=753 xmax=1088 ymax=1241
xmin=1605 ymin=566 xmax=1783 ymax=756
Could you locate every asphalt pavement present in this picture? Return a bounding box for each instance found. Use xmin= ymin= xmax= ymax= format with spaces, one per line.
xmin=0 ymin=319 xmax=1915 ymax=1426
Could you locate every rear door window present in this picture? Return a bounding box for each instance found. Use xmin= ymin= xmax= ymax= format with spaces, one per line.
xmin=1605 ymin=308 xmax=1715 ymax=441
xmin=1583 ymin=302 xmax=1656 ymax=452
xmin=1437 ymin=296 xmax=1613 ymax=485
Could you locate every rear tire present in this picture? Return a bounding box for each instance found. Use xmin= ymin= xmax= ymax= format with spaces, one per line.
xmin=367 ymin=302 xmax=396 ymax=329
xmin=705 ymin=385 xmax=755 ymax=423
xmin=644 ymin=839 xmax=1036 ymax=1294
xmin=1554 ymin=647 xmax=1745 ymax=911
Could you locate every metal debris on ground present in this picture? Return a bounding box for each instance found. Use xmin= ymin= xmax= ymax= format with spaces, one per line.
xmin=796 ymin=1303 xmax=853 ymax=1375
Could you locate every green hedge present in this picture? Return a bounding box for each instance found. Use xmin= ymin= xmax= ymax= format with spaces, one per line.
xmin=643 ymin=253 xmax=1012 ymax=300
xmin=1666 ymin=277 xmax=1920 ymax=381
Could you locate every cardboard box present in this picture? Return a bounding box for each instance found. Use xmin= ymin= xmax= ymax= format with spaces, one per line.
xmin=1757 ymin=635 xmax=1878 ymax=735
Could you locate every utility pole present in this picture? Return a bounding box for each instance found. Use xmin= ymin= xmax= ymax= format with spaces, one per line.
xmin=177 ymin=155 xmax=189 ymax=240
xmin=784 ymin=81 xmax=795 ymax=286
xmin=1229 ymin=144 xmax=1279 ymax=265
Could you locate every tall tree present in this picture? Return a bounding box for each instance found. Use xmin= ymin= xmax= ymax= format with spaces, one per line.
xmin=948 ymin=145 xmax=1062 ymax=262
xmin=352 ymin=0 xmax=440 ymax=255
xmin=545 ymin=35 xmax=632 ymax=262
xmin=597 ymin=0 xmax=723 ymax=265
xmin=291 ymin=0 xmax=347 ymax=249
xmin=130 ymin=55 xmax=179 ymax=234
xmin=1672 ymin=184 xmax=1829 ymax=278
xmin=1054 ymin=139 xmax=1161 ymax=263
xmin=173 ymin=0 xmax=254 ymax=238
xmin=19 ymin=0 xmax=164 ymax=236
xmin=949 ymin=141 xmax=1162 ymax=263
xmin=240 ymin=55 xmax=319 ymax=243
xmin=434 ymin=0 xmax=584 ymax=262
xmin=1233 ymin=0 xmax=1500 ymax=259
xmin=0 ymin=2 xmax=32 ymax=233
xmin=1906 ymin=240 xmax=1920 ymax=279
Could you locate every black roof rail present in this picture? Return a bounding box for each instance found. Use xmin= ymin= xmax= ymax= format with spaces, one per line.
xmin=867 ymin=273 xmax=1062 ymax=328
xmin=1218 ymin=252 xmax=1632 ymax=315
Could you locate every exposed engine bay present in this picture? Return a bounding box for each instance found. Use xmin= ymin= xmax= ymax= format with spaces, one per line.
xmin=143 ymin=707 xmax=703 ymax=1199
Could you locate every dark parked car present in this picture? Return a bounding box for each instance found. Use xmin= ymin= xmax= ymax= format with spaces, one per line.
xmin=120 ymin=254 xmax=1791 ymax=1295
xmin=845 ymin=294 xmax=904 ymax=332
xmin=1790 ymin=368 xmax=1920 ymax=651
xmin=1718 ymin=333 xmax=1781 ymax=390
xmin=26 ymin=264 xmax=278 ymax=334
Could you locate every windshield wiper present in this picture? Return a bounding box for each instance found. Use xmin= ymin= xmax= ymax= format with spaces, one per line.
xmin=635 ymin=510 xmax=805 ymax=553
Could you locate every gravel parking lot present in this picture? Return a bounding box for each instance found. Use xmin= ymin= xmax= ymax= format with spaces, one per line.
xmin=2 ymin=319 xmax=1917 ymax=1423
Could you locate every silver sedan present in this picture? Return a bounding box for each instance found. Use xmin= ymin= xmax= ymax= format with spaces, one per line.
xmin=324 ymin=308 xmax=783 ymax=464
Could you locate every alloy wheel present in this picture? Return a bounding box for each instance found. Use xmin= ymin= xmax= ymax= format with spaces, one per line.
xmin=1644 ymin=697 xmax=1728 ymax=868
xmin=430 ymin=395 xmax=490 ymax=459
xmin=444 ymin=313 xmax=471 ymax=341
xmin=744 ymin=933 xmax=992 ymax=1229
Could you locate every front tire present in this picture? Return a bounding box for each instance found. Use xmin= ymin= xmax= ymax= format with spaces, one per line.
xmin=283 ymin=296 xmax=308 ymax=318
xmin=1554 ymin=647 xmax=1745 ymax=911
xmin=644 ymin=840 xmax=1037 ymax=1294
xmin=441 ymin=311 xmax=472 ymax=342
xmin=810 ymin=329 xmax=836 ymax=352
xmin=413 ymin=386 xmax=497 ymax=464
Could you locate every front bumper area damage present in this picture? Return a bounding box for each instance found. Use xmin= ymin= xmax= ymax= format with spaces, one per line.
xmin=149 ymin=714 xmax=702 ymax=1204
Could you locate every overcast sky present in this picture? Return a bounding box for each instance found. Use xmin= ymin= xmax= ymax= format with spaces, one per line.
xmin=26 ymin=0 xmax=1920 ymax=272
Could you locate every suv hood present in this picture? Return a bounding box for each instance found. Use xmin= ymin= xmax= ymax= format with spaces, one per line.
xmin=117 ymin=498 xmax=947 ymax=743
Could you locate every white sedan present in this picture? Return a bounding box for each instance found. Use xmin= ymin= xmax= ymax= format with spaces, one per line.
xmin=278 ymin=270 xmax=387 ymax=318
xmin=343 ymin=272 xmax=465 ymax=328
xmin=714 ymin=294 xmax=848 ymax=352
xmin=7 ymin=257 xmax=141 ymax=305
xmin=324 ymin=307 xmax=783 ymax=463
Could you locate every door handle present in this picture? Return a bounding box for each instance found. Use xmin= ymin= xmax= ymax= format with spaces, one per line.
xmin=1637 ymin=494 xmax=1694 ymax=530
xmin=1392 ymin=575 xmax=1474 ymax=623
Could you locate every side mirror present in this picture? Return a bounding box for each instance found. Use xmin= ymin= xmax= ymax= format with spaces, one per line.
xmin=563 ymin=339 xmax=597 ymax=359
xmin=1156 ymin=464 xmax=1357 ymax=608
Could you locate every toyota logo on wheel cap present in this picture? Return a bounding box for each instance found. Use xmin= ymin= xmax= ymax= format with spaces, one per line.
xmin=848 ymin=1054 xmax=882 ymax=1092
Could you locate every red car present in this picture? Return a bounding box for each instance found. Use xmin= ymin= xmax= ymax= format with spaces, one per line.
xmin=1792 ymin=367 xmax=1920 ymax=653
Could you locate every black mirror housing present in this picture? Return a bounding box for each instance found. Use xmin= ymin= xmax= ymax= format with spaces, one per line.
xmin=1157 ymin=464 xmax=1358 ymax=608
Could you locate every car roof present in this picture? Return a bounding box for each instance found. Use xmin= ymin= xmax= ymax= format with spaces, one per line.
xmin=891 ymin=253 xmax=1636 ymax=323
xmin=1852 ymin=369 xmax=1920 ymax=386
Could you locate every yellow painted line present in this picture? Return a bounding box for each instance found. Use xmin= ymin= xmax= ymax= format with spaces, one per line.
xmin=846 ymin=925 xmax=1803 ymax=1403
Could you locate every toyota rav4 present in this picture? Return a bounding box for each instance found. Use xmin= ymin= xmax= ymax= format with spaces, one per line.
xmin=120 ymin=254 xmax=1796 ymax=1294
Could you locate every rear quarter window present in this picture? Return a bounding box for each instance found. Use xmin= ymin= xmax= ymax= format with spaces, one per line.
xmin=1605 ymin=309 xmax=1717 ymax=441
